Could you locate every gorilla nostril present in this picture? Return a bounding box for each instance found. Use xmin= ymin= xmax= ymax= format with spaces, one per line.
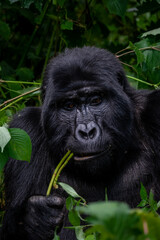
xmin=89 ymin=128 xmax=96 ymax=139
xmin=79 ymin=130 xmax=88 ymax=140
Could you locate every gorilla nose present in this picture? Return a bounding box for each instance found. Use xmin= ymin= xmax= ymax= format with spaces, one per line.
xmin=75 ymin=122 xmax=100 ymax=142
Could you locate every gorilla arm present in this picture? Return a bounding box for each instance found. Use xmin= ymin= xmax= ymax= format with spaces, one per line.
xmin=2 ymin=107 xmax=65 ymax=240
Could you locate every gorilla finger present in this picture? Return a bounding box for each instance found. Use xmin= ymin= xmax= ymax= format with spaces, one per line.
xmin=46 ymin=195 xmax=65 ymax=208
xmin=28 ymin=195 xmax=46 ymax=206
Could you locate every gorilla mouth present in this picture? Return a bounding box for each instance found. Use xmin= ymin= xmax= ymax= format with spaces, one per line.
xmin=74 ymin=150 xmax=107 ymax=161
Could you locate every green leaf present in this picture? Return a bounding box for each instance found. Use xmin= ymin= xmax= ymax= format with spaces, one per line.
xmin=157 ymin=201 xmax=160 ymax=209
xmin=53 ymin=228 xmax=60 ymax=240
xmin=59 ymin=182 xmax=85 ymax=202
xmin=66 ymin=196 xmax=77 ymax=211
xmin=0 ymin=148 xmax=9 ymax=171
xmin=78 ymin=201 xmax=130 ymax=222
xmin=0 ymin=21 xmax=11 ymax=41
xmin=148 ymin=190 xmax=157 ymax=211
xmin=137 ymin=199 xmax=147 ymax=208
xmin=58 ymin=0 xmax=65 ymax=7
xmin=16 ymin=68 xmax=34 ymax=82
xmin=138 ymin=210 xmax=160 ymax=238
xmin=140 ymin=183 xmax=148 ymax=201
xmin=103 ymin=0 xmax=128 ymax=17
xmin=61 ymin=20 xmax=73 ymax=30
xmin=141 ymin=28 xmax=160 ymax=38
xmin=85 ymin=235 xmax=95 ymax=240
xmin=0 ymin=127 xmax=11 ymax=152
xmin=129 ymin=41 xmax=144 ymax=65
xmin=7 ymin=128 xmax=32 ymax=162
xmin=68 ymin=209 xmax=81 ymax=226
xmin=75 ymin=226 xmax=85 ymax=240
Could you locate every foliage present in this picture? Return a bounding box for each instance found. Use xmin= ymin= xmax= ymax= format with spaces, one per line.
xmin=54 ymin=182 xmax=160 ymax=240
xmin=0 ymin=0 xmax=160 ymax=115
xmin=0 ymin=126 xmax=31 ymax=171
xmin=0 ymin=0 xmax=160 ymax=238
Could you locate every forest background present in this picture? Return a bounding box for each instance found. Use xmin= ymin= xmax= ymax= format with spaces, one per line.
xmin=0 ymin=0 xmax=160 ymax=239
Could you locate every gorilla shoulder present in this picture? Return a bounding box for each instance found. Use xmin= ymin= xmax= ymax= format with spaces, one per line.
xmin=10 ymin=107 xmax=41 ymax=131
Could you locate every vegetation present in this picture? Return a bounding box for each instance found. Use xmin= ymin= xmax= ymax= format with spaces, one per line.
xmin=0 ymin=0 xmax=160 ymax=239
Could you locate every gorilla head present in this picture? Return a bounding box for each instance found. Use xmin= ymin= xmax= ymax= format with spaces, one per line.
xmin=41 ymin=47 xmax=134 ymax=175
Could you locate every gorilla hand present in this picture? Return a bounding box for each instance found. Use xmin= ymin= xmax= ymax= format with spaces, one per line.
xmin=24 ymin=195 xmax=65 ymax=240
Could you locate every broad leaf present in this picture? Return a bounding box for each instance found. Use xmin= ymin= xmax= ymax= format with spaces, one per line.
xmin=75 ymin=226 xmax=85 ymax=240
xmin=141 ymin=28 xmax=160 ymax=37
xmin=0 ymin=127 xmax=11 ymax=152
xmin=103 ymin=0 xmax=128 ymax=17
xmin=68 ymin=209 xmax=81 ymax=226
xmin=7 ymin=128 xmax=32 ymax=162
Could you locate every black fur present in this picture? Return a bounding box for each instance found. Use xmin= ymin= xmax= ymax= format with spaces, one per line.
xmin=2 ymin=46 xmax=160 ymax=240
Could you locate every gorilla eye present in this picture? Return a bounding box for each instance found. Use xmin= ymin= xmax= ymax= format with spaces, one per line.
xmin=90 ymin=96 xmax=102 ymax=106
xmin=63 ymin=101 xmax=75 ymax=110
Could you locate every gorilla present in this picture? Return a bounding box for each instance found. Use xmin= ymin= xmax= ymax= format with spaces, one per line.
xmin=2 ymin=46 xmax=160 ymax=240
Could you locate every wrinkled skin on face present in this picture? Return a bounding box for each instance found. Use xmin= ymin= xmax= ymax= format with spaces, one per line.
xmin=42 ymin=47 xmax=134 ymax=175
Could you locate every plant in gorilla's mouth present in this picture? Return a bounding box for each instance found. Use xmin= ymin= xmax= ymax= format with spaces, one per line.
xmin=46 ymin=150 xmax=74 ymax=195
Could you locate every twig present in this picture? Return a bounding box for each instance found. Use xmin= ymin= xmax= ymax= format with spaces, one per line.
xmin=115 ymin=46 xmax=130 ymax=55
xmin=0 ymin=97 xmax=23 ymax=112
xmin=116 ymin=45 xmax=160 ymax=58
xmin=119 ymin=61 xmax=137 ymax=72
xmin=0 ymin=87 xmax=40 ymax=109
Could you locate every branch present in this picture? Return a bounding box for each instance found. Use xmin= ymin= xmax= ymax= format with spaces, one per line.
xmin=0 ymin=79 xmax=41 ymax=85
xmin=116 ymin=45 xmax=160 ymax=58
xmin=0 ymin=87 xmax=40 ymax=109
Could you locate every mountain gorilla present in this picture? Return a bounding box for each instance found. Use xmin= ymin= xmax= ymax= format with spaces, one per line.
xmin=2 ymin=46 xmax=160 ymax=240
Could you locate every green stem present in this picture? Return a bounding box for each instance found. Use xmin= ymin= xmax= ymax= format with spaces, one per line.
xmin=126 ymin=75 xmax=160 ymax=88
xmin=0 ymin=80 xmax=41 ymax=85
xmin=41 ymin=22 xmax=56 ymax=81
xmin=53 ymin=153 xmax=74 ymax=189
xmin=18 ymin=0 xmax=51 ymax=68
xmin=46 ymin=150 xmax=72 ymax=196
xmin=0 ymin=97 xmax=23 ymax=112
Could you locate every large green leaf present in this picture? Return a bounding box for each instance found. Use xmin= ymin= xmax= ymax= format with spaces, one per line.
xmin=0 ymin=21 xmax=11 ymax=41
xmin=68 ymin=209 xmax=81 ymax=226
xmin=141 ymin=28 xmax=160 ymax=38
xmin=103 ymin=0 xmax=128 ymax=17
xmin=16 ymin=67 xmax=34 ymax=82
xmin=7 ymin=128 xmax=32 ymax=162
xmin=0 ymin=127 xmax=11 ymax=153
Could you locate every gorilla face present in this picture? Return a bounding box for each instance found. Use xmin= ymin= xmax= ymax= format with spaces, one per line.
xmin=41 ymin=47 xmax=134 ymax=168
